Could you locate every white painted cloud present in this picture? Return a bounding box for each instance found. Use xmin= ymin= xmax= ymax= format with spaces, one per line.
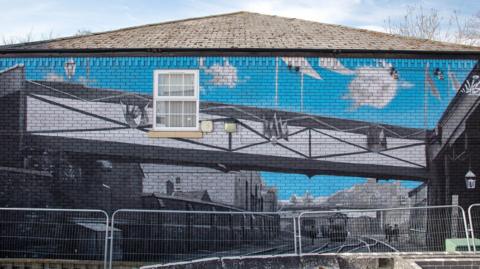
xmin=282 ymin=57 xmax=321 ymax=79
xmin=319 ymin=57 xmax=355 ymax=75
xmin=344 ymin=62 xmax=413 ymax=110
xmin=45 ymin=72 xmax=65 ymax=82
xmin=200 ymin=57 xmax=239 ymax=88
xmin=44 ymin=71 xmax=95 ymax=86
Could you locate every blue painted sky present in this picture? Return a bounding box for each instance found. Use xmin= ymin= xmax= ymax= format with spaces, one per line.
xmin=1 ymin=0 xmax=479 ymax=43
xmin=261 ymin=173 xmax=421 ymax=200
xmin=199 ymin=57 xmax=475 ymax=128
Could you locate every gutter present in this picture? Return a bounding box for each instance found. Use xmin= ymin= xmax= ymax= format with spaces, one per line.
xmin=1 ymin=47 xmax=480 ymax=59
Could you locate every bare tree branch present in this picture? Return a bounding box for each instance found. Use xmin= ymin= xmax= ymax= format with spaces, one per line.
xmin=384 ymin=5 xmax=480 ymax=46
xmin=1 ymin=28 xmax=92 ymax=46
xmin=74 ymin=29 xmax=92 ymax=36
xmin=385 ymin=5 xmax=442 ymax=40
xmin=1 ymin=29 xmax=36 ymax=45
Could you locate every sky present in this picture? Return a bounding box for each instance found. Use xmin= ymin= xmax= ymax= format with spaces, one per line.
xmin=1 ymin=0 xmax=480 ymax=42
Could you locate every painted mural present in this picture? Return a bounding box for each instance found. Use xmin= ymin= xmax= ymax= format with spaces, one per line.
xmin=1 ymin=57 xmax=474 ymax=126
xmin=0 ymin=56 xmax=477 ymax=209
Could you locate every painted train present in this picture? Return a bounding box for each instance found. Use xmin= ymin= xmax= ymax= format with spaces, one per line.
xmin=112 ymin=193 xmax=281 ymax=261
xmin=0 ymin=192 xmax=281 ymax=262
xmin=301 ymin=212 xmax=349 ymax=243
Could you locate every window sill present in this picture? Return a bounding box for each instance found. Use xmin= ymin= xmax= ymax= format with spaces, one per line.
xmin=148 ymin=130 xmax=203 ymax=138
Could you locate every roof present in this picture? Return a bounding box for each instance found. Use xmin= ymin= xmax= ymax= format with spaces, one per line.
xmin=4 ymin=11 xmax=480 ymax=52
xmin=147 ymin=192 xmax=241 ymax=211
xmin=172 ymin=190 xmax=212 ymax=202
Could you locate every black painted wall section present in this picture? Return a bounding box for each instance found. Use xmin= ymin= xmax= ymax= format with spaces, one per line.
xmin=0 ymin=66 xmax=25 ymax=168
xmin=0 ymin=155 xmax=144 ymax=211
xmin=0 ymin=169 xmax=53 ymax=207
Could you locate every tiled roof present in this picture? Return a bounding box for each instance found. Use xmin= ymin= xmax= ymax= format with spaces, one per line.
xmin=5 ymin=11 xmax=480 ymax=52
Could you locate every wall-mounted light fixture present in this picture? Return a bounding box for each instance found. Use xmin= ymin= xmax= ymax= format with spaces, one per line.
xmin=200 ymin=120 xmax=214 ymax=133
xmin=224 ymin=122 xmax=237 ymax=133
xmin=434 ymin=68 xmax=444 ymax=80
xmin=465 ymin=169 xmax=476 ymax=190
xmin=389 ymin=67 xmax=399 ymax=80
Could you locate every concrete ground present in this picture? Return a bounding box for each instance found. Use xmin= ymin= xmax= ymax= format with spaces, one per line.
xmin=140 ymin=253 xmax=480 ymax=269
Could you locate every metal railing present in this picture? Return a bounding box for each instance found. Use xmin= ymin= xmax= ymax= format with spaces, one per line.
xmin=109 ymin=209 xmax=296 ymax=267
xmin=1 ymin=205 xmax=479 ymax=269
xmin=468 ymin=204 xmax=480 ymax=252
xmin=0 ymin=208 xmax=109 ymax=269
xmin=297 ymin=205 xmax=470 ymax=254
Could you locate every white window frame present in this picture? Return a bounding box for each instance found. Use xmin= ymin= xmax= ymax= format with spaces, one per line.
xmin=153 ymin=70 xmax=200 ymax=131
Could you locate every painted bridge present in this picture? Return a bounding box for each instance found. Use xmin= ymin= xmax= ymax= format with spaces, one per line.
xmin=2 ymin=69 xmax=431 ymax=181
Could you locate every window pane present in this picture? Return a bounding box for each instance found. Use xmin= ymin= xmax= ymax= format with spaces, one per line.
xmin=184 ymin=74 xmax=195 ymax=96
xmin=170 ymin=101 xmax=182 ymax=114
xmin=184 ymin=74 xmax=194 ymax=85
xmin=158 ymin=85 xmax=169 ymax=96
xmin=158 ymin=74 xmax=169 ymax=85
xmin=156 ymin=116 xmax=168 ymax=127
xmin=170 ymin=73 xmax=183 ymax=85
xmin=184 ymin=86 xmax=194 ymax=96
xmin=157 ymin=74 xmax=169 ymax=96
xmin=156 ymin=101 xmax=169 ymax=114
xmin=184 ymin=114 xmax=196 ymax=127
xmin=170 ymin=85 xmax=184 ymax=96
xmin=169 ymin=115 xmax=183 ymax=127
xmin=184 ymin=101 xmax=196 ymax=114
xmin=156 ymin=101 xmax=169 ymax=128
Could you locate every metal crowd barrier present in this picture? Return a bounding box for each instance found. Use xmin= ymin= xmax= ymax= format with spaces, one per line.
xmin=1 ymin=205 xmax=478 ymax=269
xmin=468 ymin=204 xmax=480 ymax=252
xmin=109 ymin=209 xmax=296 ymax=267
xmin=297 ymin=205 xmax=470 ymax=254
xmin=0 ymin=208 xmax=109 ymax=269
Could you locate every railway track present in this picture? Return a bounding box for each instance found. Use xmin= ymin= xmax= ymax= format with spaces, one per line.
xmin=305 ymin=236 xmax=398 ymax=254
xmin=360 ymin=237 xmax=398 ymax=252
xmin=175 ymin=235 xmax=399 ymax=261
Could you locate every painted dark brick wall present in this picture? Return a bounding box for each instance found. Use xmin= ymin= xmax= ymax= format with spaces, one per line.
xmin=0 ymin=66 xmax=25 ymax=168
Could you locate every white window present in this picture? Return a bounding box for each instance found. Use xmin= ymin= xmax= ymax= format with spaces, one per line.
xmin=153 ymin=70 xmax=199 ymax=131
